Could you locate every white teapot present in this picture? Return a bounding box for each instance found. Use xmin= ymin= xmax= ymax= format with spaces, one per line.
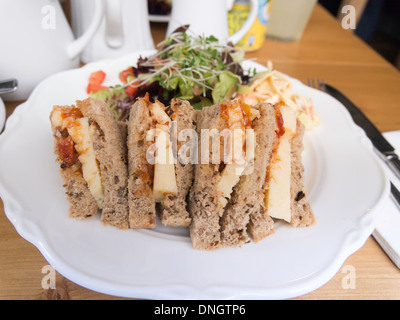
xmin=0 ymin=0 xmax=105 ymax=101
xmin=70 ymin=0 xmax=155 ymax=63
xmin=166 ymin=0 xmax=258 ymax=44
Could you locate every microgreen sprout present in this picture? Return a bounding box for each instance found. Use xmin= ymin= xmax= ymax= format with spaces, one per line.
xmin=125 ymin=28 xmax=253 ymax=104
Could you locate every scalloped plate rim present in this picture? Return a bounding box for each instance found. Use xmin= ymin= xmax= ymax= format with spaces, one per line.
xmin=0 ymin=52 xmax=390 ymax=299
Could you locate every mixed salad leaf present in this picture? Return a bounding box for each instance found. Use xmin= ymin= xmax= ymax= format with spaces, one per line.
xmin=128 ymin=26 xmax=251 ymax=108
xmin=87 ymin=26 xmax=319 ymax=130
xmin=88 ymin=26 xmax=253 ymax=119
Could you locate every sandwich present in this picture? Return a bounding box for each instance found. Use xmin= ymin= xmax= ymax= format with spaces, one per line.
xmin=50 ymin=97 xmax=129 ymax=229
xmin=127 ymin=94 xmax=196 ymax=228
xmin=49 ymin=93 xmax=313 ymax=247
xmin=188 ymin=99 xmax=276 ymax=250
xmin=262 ymin=103 xmax=315 ymax=228
xmin=188 ymin=99 xmax=315 ymax=250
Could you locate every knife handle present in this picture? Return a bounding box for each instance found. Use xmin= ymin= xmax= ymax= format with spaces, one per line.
xmin=386 ymin=153 xmax=400 ymax=181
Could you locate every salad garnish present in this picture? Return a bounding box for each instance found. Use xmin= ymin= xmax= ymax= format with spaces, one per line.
xmin=130 ymin=25 xmax=249 ymax=107
xmin=88 ymin=26 xmax=253 ymax=117
xmin=86 ymin=26 xmax=319 ymax=130
xmin=236 ymin=63 xmax=320 ymax=130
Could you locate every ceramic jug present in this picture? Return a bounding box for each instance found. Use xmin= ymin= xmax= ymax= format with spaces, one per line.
xmin=166 ymin=0 xmax=258 ymax=44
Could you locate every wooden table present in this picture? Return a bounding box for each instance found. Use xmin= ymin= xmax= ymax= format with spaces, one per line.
xmin=1 ymin=4 xmax=399 ymax=300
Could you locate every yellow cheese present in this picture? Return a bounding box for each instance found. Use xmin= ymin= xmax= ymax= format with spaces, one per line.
xmin=216 ymin=163 xmax=247 ymax=207
xmin=50 ymin=108 xmax=104 ymax=208
xmin=153 ymin=162 xmax=178 ymax=202
xmin=67 ymin=117 xmax=103 ymax=208
xmin=216 ymin=128 xmax=255 ymax=207
xmin=265 ymin=106 xmax=296 ymax=222
xmin=152 ymin=116 xmax=178 ymax=202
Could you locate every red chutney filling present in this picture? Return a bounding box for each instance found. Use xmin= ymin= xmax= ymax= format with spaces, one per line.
xmin=54 ymin=107 xmax=84 ymax=169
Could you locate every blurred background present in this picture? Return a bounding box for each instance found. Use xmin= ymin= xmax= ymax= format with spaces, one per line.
xmin=146 ymin=0 xmax=400 ymax=70
xmin=59 ymin=0 xmax=400 ymax=69
xmin=3 ymin=0 xmax=397 ymax=102
xmin=319 ymin=0 xmax=400 ymax=70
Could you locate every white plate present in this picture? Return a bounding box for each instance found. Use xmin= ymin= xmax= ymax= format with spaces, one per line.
xmin=0 ymin=96 xmax=5 ymax=132
xmin=0 ymin=52 xmax=389 ymax=299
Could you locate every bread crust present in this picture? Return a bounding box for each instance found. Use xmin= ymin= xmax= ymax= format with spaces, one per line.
xmin=290 ymin=119 xmax=315 ymax=227
xmin=221 ymin=103 xmax=276 ymax=246
xmin=188 ymin=104 xmax=226 ymax=250
xmin=127 ymin=98 xmax=156 ymax=228
xmin=59 ymin=162 xmax=99 ymax=219
xmin=158 ymin=99 xmax=196 ymax=227
xmin=77 ymin=98 xmax=129 ymax=229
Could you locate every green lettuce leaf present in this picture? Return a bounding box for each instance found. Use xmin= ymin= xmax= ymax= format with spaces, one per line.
xmin=211 ymin=71 xmax=241 ymax=104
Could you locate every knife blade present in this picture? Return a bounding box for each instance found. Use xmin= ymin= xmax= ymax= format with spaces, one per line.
xmin=320 ymin=83 xmax=400 ymax=269
xmin=391 ymin=182 xmax=400 ymax=212
xmin=323 ymin=83 xmax=400 ymax=181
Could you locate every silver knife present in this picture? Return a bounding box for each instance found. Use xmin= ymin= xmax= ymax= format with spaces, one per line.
xmin=391 ymin=182 xmax=400 ymax=211
xmin=323 ymin=83 xmax=400 ymax=181
xmin=321 ymin=83 xmax=400 ymax=269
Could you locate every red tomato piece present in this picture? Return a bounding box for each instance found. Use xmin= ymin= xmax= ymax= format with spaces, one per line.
xmin=86 ymin=83 xmax=108 ymax=94
xmin=119 ymin=68 xmax=134 ymax=84
xmin=88 ymin=70 xmax=106 ymax=85
xmin=125 ymin=80 xmax=140 ymax=95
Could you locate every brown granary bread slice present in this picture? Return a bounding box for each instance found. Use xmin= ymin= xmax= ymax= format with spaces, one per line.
xmin=158 ymin=99 xmax=196 ymax=227
xmin=247 ymin=206 xmax=274 ymax=243
xmin=61 ymin=169 xmax=99 ymax=219
xmin=188 ymin=104 xmax=226 ymax=250
xmin=221 ymin=103 xmax=276 ymax=246
xmin=290 ymin=119 xmax=315 ymax=227
xmin=117 ymin=120 xmax=128 ymax=144
xmin=51 ymin=134 xmax=99 ymax=219
xmin=50 ymin=98 xmax=129 ymax=226
xmin=127 ymin=98 xmax=156 ymax=228
xmin=77 ymin=98 xmax=129 ymax=229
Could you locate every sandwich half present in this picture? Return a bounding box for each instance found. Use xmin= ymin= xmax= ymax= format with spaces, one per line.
xmin=50 ymin=97 xmax=129 ymax=229
xmin=221 ymin=102 xmax=277 ymax=246
xmin=127 ymin=95 xmax=196 ymax=228
xmin=262 ymin=103 xmax=315 ymax=228
xmin=188 ymin=99 xmax=276 ymax=250
xmin=188 ymin=100 xmax=315 ymax=250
